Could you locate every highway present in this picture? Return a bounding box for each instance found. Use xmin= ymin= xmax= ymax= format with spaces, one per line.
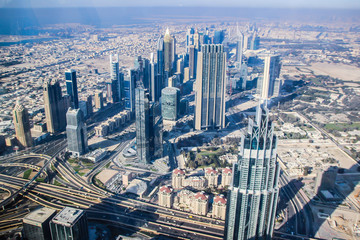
xmin=0 ymin=172 xmax=224 ymax=239
xmin=279 ymin=172 xmax=314 ymax=237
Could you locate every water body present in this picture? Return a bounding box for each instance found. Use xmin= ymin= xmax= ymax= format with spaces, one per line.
xmin=0 ymin=7 xmax=359 ymax=35
xmin=0 ymin=37 xmax=58 ymax=46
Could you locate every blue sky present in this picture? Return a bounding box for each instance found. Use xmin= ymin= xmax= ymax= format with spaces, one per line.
xmin=1 ymin=0 xmax=360 ymax=8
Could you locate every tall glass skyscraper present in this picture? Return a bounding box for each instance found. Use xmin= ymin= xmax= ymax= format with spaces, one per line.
xmin=224 ymin=104 xmax=280 ymax=240
xmin=66 ymin=108 xmax=87 ymax=156
xmin=43 ymin=79 xmax=68 ymax=133
xmin=110 ymin=54 xmax=121 ymax=103
xmin=124 ymin=69 xmax=136 ymax=112
xmin=65 ymin=69 xmax=79 ymax=109
xmin=135 ymin=88 xmax=150 ymax=164
xmin=194 ymin=44 xmax=226 ymax=130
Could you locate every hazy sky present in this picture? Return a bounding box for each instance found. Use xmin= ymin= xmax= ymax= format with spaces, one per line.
xmin=1 ymin=0 xmax=360 ymax=8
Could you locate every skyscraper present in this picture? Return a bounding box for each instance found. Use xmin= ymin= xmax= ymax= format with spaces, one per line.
xmin=23 ymin=207 xmax=57 ymax=240
xmin=236 ymin=33 xmax=243 ymax=64
xmin=258 ymin=55 xmax=281 ymax=99
xmin=224 ymin=104 xmax=280 ymax=240
xmin=65 ymin=69 xmax=79 ymax=109
xmin=161 ymin=87 xmax=180 ymax=121
xmin=94 ymin=91 xmax=104 ymax=110
xmin=150 ymin=53 xmax=161 ymax=102
xmin=188 ymin=45 xmax=198 ymax=79
xmin=213 ymin=30 xmax=225 ymax=44
xmin=194 ymin=44 xmax=226 ymax=130
xmin=43 ymin=80 xmax=68 ymax=133
xmin=163 ymin=28 xmax=176 ymax=76
xmin=66 ymin=108 xmax=87 ymax=156
xmin=13 ymin=102 xmax=32 ymax=148
xmin=186 ymin=28 xmax=195 ymax=53
xmin=135 ymin=88 xmax=150 ymax=164
xmin=157 ymin=37 xmax=165 ymax=89
xmin=151 ymin=101 xmax=163 ymax=159
xmin=110 ymin=54 xmax=120 ymax=103
xmin=50 ymin=207 xmax=89 ymax=240
xmin=124 ymin=69 xmax=136 ymax=112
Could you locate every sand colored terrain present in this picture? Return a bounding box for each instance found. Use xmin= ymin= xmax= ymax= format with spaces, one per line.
xmin=309 ymin=63 xmax=360 ymax=82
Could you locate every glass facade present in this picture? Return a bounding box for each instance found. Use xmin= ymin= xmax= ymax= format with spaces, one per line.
xmin=65 ymin=70 xmax=79 ymax=109
xmin=161 ymin=87 xmax=180 ymax=121
xmin=135 ymin=88 xmax=150 ymax=164
xmin=195 ymin=44 xmax=226 ymax=130
xmin=66 ymin=108 xmax=87 ymax=156
xmin=224 ymin=105 xmax=280 ymax=240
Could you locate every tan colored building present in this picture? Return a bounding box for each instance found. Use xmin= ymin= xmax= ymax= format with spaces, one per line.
xmin=172 ymin=168 xmax=185 ymax=189
xmin=212 ymin=194 xmax=227 ymax=220
xmin=183 ymin=176 xmax=207 ymax=190
xmin=13 ymin=102 xmax=32 ymax=148
xmin=94 ymin=91 xmax=104 ymax=109
xmin=205 ymin=168 xmax=219 ymax=188
xmin=192 ymin=191 xmax=209 ymax=216
xmin=158 ymin=185 xmax=173 ymax=208
xmin=95 ymin=124 xmax=109 ymax=137
xmin=184 ymin=67 xmax=190 ymax=82
xmin=175 ymin=189 xmax=194 ymax=211
xmin=221 ymin=167 xmax=232 ymax=187
xmin=122 ymin=172 xmax=133 ymax=187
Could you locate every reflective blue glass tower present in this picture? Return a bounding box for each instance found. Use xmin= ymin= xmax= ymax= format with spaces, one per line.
xmin=65 ymin=69 xmax=79 ymax=109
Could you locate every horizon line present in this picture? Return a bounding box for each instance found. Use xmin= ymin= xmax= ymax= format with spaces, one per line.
xmin=1 ymin=6 xmax=360 ymax=10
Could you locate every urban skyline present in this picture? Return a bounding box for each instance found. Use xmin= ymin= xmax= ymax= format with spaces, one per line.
xmin=0 ymin=8 xmax=359 ymax=240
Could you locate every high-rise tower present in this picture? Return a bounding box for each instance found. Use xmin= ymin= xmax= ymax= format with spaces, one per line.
xmin=66 ymin=108 xmax=88 ymax=156
xmin=258 ymin=55 xmax=281 ymax=100
xmin=65 ymin=69 xmax=79 ymax=109
xmin=135 ymin=88 xmax=150 ymax=164
xmin=236 ymin=33 xmax=243 ymax=64
xmin=163 ymin=28 xmax=176 ymax=76
xmin=150 ymin=53 xmax=161 ymax=102
xmin=110 ymin=54 xmax=121 ymax=103
xmin=13 ymin=102 xmax=32 ymax=148
xmin=224 ymin=104 xmax=280 ymax=240
xmin=194 ymin=44 xmax=226 ymax=130
xmin=43 ymin=80 xmax=68 ymax=133
xmin=124 ymin=69 xmax=137 ymax=112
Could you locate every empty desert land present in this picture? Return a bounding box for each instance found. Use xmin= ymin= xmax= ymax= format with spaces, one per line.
xmin=309 ymin=63 xmax=360 ymax=82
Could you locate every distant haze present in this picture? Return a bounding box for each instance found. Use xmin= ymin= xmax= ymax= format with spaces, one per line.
xmin=0 ymin=7 xmax=359 ymax=35
xmin=1 ymin=0 xmax=360 ymax=9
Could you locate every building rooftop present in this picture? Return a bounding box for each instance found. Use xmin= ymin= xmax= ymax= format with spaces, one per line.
xmin=51 ymin=207 xmax=85 ymax=227
xmin=173 ymin=168 xmax=185 ymax=175
xmin=194 ymin=192 xmax=208 ymax=201
xmin=214 ymin=195 xmax=227 ymax=205
xmin=205 ymin=168 xmax=218 ymax=175
xmin=222 ymin=167 xmax=232 ymax=174
xmin=159 ymin=185 xmax=173 ymax=194
xmin=23 ymin=207 xmax=56 ymax=225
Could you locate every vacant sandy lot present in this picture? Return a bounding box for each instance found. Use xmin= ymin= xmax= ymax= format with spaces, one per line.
xmin=309 ymin=63 xmax=360 ymax=82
